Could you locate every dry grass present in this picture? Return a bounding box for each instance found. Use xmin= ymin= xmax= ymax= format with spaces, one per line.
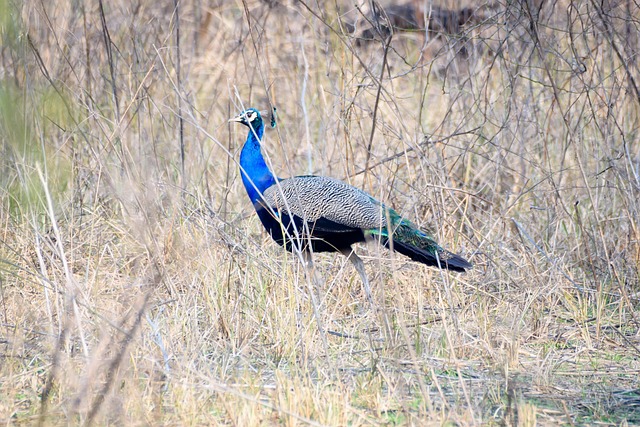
xmin=1 ymin=0 xmax=639 ymax=425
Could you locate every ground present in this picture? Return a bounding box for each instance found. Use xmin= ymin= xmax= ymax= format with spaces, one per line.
xmin=1 ymin=0 xmax=639 ymax=425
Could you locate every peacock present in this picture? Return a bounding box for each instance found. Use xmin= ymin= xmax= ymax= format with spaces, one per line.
xmin=230 ymin=107 xmax=471 ymax=295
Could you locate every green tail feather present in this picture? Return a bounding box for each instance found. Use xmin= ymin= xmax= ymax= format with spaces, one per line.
xmin=367 ymin=215 xmax=472 ymax=272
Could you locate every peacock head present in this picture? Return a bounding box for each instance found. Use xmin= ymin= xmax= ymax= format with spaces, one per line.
xmin=229 ymin=108 xmax=263 ymax=129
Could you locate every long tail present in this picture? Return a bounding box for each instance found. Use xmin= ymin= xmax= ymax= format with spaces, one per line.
xmin=383 ymin=238 xmax=472 ymax=272
xmin=375 ymin=224 xmax=472 ymax=272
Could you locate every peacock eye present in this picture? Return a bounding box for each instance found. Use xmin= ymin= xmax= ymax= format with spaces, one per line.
xmin=245 ymin=111 xmax=256 ymax=121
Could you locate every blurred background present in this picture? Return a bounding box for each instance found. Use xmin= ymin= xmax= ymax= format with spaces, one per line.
xmin=1 ymin=0 xmax=639 ymax=424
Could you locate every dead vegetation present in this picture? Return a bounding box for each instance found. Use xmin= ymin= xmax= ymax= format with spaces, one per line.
xmin=1 ymin=0 xmax=639 ymax=425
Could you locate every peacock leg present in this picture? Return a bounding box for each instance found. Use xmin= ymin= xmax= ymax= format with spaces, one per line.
xmin=340 ymin=247 xmax=374 ymax=307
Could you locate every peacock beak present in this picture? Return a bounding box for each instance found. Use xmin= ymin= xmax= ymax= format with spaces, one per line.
xmin=229 ymin=114 xmax=244 ymax=123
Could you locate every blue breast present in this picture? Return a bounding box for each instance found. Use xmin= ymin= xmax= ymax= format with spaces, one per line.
xmin=239 ymin=122 xmax=277 ymax=204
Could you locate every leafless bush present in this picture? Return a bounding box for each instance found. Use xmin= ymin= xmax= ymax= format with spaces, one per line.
xmin=0 ymin=0 xmax=638 ymax=424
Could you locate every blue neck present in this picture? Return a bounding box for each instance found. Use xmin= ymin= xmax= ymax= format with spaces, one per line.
xmin=239 ymin=122 xmax=276 ymax=204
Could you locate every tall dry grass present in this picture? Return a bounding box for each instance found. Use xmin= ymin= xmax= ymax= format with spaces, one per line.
xmin=1 ymin=0 xmax=639 ymax=425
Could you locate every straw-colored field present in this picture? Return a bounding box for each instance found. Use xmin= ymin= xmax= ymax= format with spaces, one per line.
xmin=1 ymin=0 xmax=639 ymax=425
